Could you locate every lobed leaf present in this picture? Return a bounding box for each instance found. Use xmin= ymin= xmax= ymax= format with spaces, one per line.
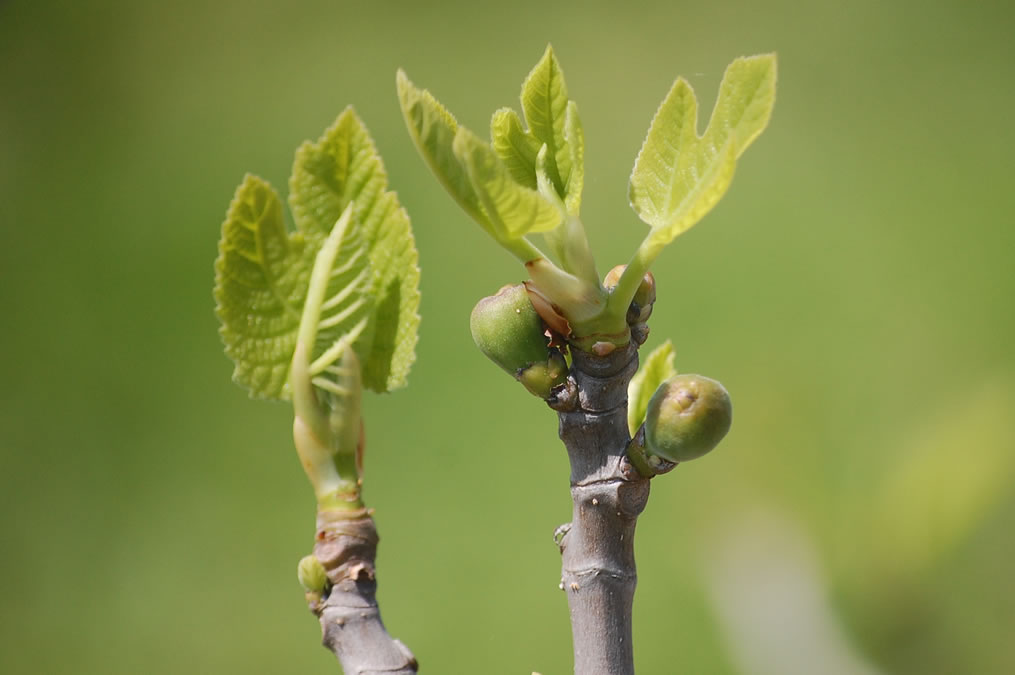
xmin=629 ymin=77 xmax=700 ymax=226
xmin=214 ymin=175 xmax=309 ymax=399
xmin=629 ymin=54 xmax=776 ymax=250
xmin=627 ymin=340 xmax=677 ymax=435
xmin=289 ymin=107 xmax=421 ymax=392
xmin=453 ymin=128 xmax=562 ymax=239
xmin=643 ymin=139 xmax=737 ymax=250
xmin=704 ymin=54 xmax=778 ymax=159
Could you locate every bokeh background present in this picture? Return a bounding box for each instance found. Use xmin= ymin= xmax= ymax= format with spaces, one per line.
xmin=2 ymin=1 xmax=1013 ymax=673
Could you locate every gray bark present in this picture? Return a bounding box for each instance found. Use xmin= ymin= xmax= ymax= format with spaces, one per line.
xmin=555 ymin=343 xmax=650 ymax=675
xmin=311 ymin=508 xmax=417 ymax=674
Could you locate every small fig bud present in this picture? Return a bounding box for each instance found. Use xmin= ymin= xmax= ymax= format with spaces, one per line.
xmin=517 ymin=349 xmax=568 ymax=398
xmin=644 ymin=374 xmax=732 ymax=462
xmin=471 ymin=284 xmax=568 ymax=398
xmin=604 ymin=265 xmax=656 ymax=323
xmin=297 ymin=554 xmax=329 ymax=594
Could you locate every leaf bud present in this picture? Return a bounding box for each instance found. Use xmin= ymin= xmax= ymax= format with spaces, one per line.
xmin=644 ymin=374 xmax=732 ymax=462
xmin=471 ymin=284 xmax=568 ymax=398
xmin=297 ymin=554 xmax=329 ymax=594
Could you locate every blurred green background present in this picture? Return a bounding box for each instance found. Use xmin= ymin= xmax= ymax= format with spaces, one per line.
xmin=2 ymin=0 xmax=1013 ymax=673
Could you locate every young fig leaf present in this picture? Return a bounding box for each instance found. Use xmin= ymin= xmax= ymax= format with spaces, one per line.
xmin=629 ymin=54 xmax=776 ymax=252
xmin=521 ymin=45 xmax=573 ymax=200
xmin=290 ymin=107 xmax=421 ymax=392
xmin=704 ymin=54 xmax=779 ymax=160
xmin=214 ymin=174 xmax=309 ymax=399
xmin=562 ymin=101 xmax=584 ymax=216
xmin=397 ymin=70 xmax=488 ymax=227
xmin=627 ymin=340 xmax=677 ymax=435
xmin=453 ymin=128 xmax=562 ymax=239
xmin=491 ymin=107 xmax=541 ymax=190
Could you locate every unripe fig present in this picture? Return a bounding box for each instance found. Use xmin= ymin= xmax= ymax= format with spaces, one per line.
xmin=644 ymin=374 xmax=732 ymax=462
xmin=471 ymin=284 xmax=568 ymax=398
xmin=604 ymin=264 xmax=656 ymax=323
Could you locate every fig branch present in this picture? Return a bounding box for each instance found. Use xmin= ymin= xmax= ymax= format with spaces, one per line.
xmin=215 ymin=109 xmax=421 ymax=672
xmin=471 ymin=268 xmax=732 ymax=674
xmin=402 ymin=46 xmax=773 ymax=674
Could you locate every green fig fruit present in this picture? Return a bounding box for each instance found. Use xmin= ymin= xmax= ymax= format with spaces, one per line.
xmin=471 ymin=284 xmax=568 ymax=398
xmin=644 ymin=374 xmax=732 ymax=462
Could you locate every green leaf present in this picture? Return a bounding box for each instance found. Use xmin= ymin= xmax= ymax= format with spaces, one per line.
xmin=521 ymin=45 xmax=572 ymax=200
xmin=491 ymin=47 xmax=584 ymax=217
xmin=397 ymin=69 xmax=488 ymax=228
xmin=629 ymin=54 xmax=776 ymax=250
xmin=629 ymin=77 xmax=700 ymax=227
xmin=643 ymin=139 xmax=738 ymax=250
xmin=704 ymin=54 xmax=779 ymax=159
xmin=563 ymin=101 xmax=584 ymax=216
xmin=289 ymin=107 xmax=421 ymax=392
xmin=453 ymin=128 xmax=561 ymax=239
xmin=627 ymin=340 xmax=677 ymax=435
xmin=491 ymin=107 xmax=541 ymax=190
xmin=214 ymin=174 xmax=309 ymax=399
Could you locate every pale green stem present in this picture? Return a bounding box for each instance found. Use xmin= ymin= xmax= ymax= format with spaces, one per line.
xmin=527 ymin=257 xmax=607 ymax=325
xmin=290 ymin=202 xmax=364 ymax=511
xmin=561 ymin=215 xmax=600 ymax=288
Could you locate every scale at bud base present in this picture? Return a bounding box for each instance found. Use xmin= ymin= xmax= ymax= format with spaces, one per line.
xmin=644 ymin=374 xmax=732 ymax=462
xmin=471 ymin=284 xmax=568 ymax=398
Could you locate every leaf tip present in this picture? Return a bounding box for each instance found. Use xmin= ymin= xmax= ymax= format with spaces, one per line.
xmin=395 ymin=67 xmax=410 ymax=92
xmin=395 ymin=68 xmax=417 ymax=108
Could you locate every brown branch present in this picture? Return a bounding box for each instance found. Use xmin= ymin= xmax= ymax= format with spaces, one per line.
xmin=553 ymin=343 xmax=650 ymax=675
xmin=310 ymin=508 xmax=418 ymax=674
